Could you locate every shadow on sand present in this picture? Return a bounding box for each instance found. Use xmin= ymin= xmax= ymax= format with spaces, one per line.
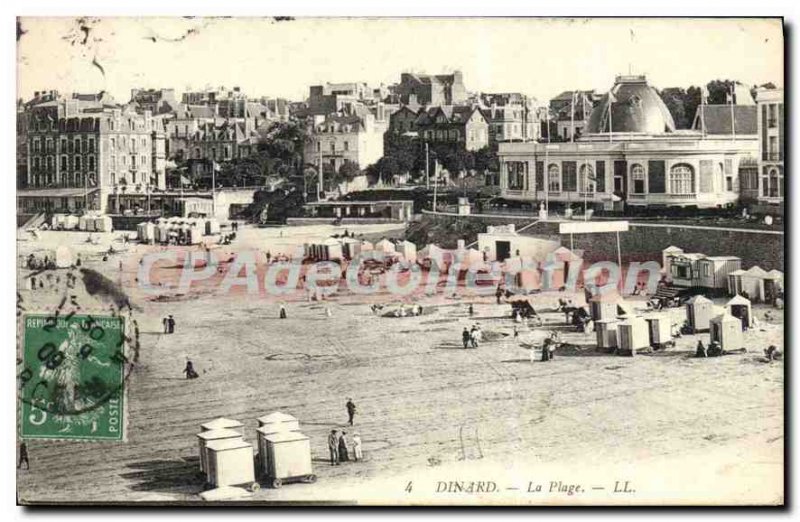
xmin=121 ymin=457 xmax=206 ymax=494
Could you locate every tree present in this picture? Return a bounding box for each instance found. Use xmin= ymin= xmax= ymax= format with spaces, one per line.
xmin=338 ymin=160 xmax=361 ymax=181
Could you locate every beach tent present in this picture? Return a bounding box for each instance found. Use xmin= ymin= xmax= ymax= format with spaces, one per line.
xmin=710 ymin=313 xmax=744 ymax=352
xmin=686 ymin=295 xmax=714 ymax=333
xmin=94 ymin=216 xmax=113 ymax=232
xmin=397 ymin=240 xmax=417 ymax=263
xmin=64 ymin=215 xmax=80 ymax=230
xmin=137 ymin=222 xmax=155 ymax=243
xmin=375 ymin=238 xmax=396 ymax=254
xmin=726 ymin=294 xmax=753 ymax=330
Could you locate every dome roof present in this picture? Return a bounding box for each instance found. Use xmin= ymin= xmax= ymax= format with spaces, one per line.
xmin=587 ymin=76 xmax=676 ymax=135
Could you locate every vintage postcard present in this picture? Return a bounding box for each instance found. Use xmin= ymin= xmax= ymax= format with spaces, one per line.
xmin=16 ymin=17 xmax=784 ymax=505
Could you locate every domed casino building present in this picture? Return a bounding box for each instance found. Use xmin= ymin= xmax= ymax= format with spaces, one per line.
xmin=497 ymin=75 xmax=759 ymax=210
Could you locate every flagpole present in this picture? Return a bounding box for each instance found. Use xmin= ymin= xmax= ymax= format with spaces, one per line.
xmin=545 ymin=107 xmax=550 ymax=213
xmin=211 ymin=161 xmax=217 ymax=217
xmin=570 ymin=91 xmax=575 ymax=143
xmin=730 ymin=85 xmax=736 ymax=141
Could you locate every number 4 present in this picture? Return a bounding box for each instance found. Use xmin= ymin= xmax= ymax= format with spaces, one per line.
xmin=405 ymin=481 xmax=413 ymax=493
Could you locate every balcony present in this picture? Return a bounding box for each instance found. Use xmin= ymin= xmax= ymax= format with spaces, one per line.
xmin=767 ymin=118 xmax=778 ymax=128
xmin=762 ymin=152 xmax=781 ymax=162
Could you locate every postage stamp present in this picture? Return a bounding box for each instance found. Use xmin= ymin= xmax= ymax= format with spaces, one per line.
xmin=18 ymin=313 xmax=128 ymax=441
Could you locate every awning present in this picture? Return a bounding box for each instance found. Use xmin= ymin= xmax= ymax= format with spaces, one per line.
xmin=17 ymin=188 xmax=98 ymax=198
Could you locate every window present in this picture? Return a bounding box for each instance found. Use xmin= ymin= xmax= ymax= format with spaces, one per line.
xmin=631 ymin=164 xmax=645 ymax=194
xmin=132 ymin=172 xmax=137 ymax=184
xmin=331 ymin=142 xmax=336 ymax=153
xmin=669 ymin=164 xmax=694 ymax=195
xmin=74 ymin=156 xmax=82 ymax=170
xmin=578 ymin=163 xmax=595 ymax=192
xmin=61 ymin=155 xmax=68 ymax=170
xmin=32 ymin=139 xmax=41 ymax=153
xmin=111 ymin=156 xmax=116 ymax=168
xmin=548 ymin=164 xmax=560 ymax=192
xmin=562 ymin=161 xmax=577 ymax=192
xmin=46 ymin=156 xmax=54 ymax=170
xmin=141 ymin=155 xmax=147 ymax=168
xmin=343 ymin=141 xmax=349 ymax=151
xmin=46 ymin=139 xmax=54 ymax=153
xmin=110 ymin=137 xmax=116 ymax=149
xmin=88 ymin=138 xmax=95 ymax=153
xmin=131 ymin=155 xmax=137 ymax=169
xmin=88 ymin=156 xmax=95 ymax=171
xmin=764 ymin=167 xmax=782 ymax=198
xmin=111 ymin=172 xmax=116 ymax=185
xmin=703 ymin=264 xmax=710 ymax=277
xmin=132 ymin=139 xmax=138 ymax=153
xmin=225 ymin=146 xmax=231 ymax=159
xmin=507 ymin=162 xmax=525 ymax=190
xmin=60 ymin=139 xmax=67 ymax=151
xmin=33 ymin=157 xmax=41 ymax=170
xmin=74 ymin=138 xmax=82 ymax=153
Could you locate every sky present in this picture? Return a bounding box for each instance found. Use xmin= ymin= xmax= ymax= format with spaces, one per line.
xmin=16 ymin=17 xmax=784 ymax=104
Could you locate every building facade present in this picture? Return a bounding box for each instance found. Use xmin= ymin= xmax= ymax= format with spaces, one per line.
xmin=304 ymin=112 xmax=387 ymax=172
xmin=755 ymin=88 xmax=784 ymax=210
xmin=480 ymin=93 xmax=540 ymax=143
xmin=393 ymin=71 xmax=467 ymax=106
xmin=20 ymin=92 xmax=166 ymax=215
xmin=414 ymin=106 xmax=489 ymax=151
xmin=497 ymin=76 xmax=759 ymax=210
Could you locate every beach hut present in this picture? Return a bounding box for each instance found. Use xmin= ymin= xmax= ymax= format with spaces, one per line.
xmin=206 ymin=218 xmax=221 ymax=235
xmin=53 ymin=245 xmax=73 ymax=269
xmin=727 ymin=269 xmax=747 ymax=297
xmin=256 ymin=412 xmax=300 ymax=430
xmin=595 ymin=319 xmax=618 ymax=351
xmin=764 ymin=269 xmax=784 ymax=302
xmin=51 ymin=214 xmax=66 ymax=229
xmin=645 ymin=313 xmax=672 ymax=348
xmin=662 ymin=246 xmax=684 ymax=281
xmin=685 ymin=295 xmax=714 ymax=333
xmin=84 ymin=216 xmax=97 ymax=232
xmin=726 ymin=294 xmax=753 ymax=330
xmin=197 ymin=428 xmax=243 ymax=474
xmin=261 ymin=431 xmax=315 ymax=488
xmin=64 ymin=215 xmax=80 ymax=230
xmin=739 ymin=266 xmax=769 ymax=302
xmin=201 ymin=417 xmax=244 ymax=434
xmin=137 ymin=222 xmax=155 ymax=243
xmin=205 ymin=439 xmax=257 ymax=491
xmin=341 ymin=237 xmax=360 ymax=259
xmin=188 ymin=224 xmax=204 ymax=245
xmin=397 ymin=240 xmax=417 ymax=263
xmin=616 ymin=316 xmax=649 ymax=355
xmin=710 ymin=313 xmax=744 ymax=352
xmin=78 ymin=215 xmax=90 ymax=231
xmin=94 ymin=215 xmax=113 ymax=232
xmin=375 ymin=238 xmax=396 ymax=254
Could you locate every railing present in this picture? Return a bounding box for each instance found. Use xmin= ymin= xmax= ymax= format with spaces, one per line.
xmin=628 ymin=193 xmax=647 ymax=199
xmin=667 ymin=193 xmax=697 ymax=200
xmin=767 ymin=118 xmax=778 ymax=128
xmin=763 ymin=152 xmax=781 ymax=161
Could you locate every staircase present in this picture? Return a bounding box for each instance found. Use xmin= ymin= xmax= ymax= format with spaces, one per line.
xmin=19 ymin=212 xmax=45 ymax=230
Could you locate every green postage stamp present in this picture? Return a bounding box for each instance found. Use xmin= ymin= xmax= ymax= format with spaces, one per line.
xmin=18 ymin=313 xmax=128 ymax=441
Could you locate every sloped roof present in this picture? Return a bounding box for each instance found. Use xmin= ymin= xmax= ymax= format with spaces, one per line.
xmin=693 ymin=105 xmax=758 ymax=135
xmin=726 ymin=294 xmax=751 ymax=306
xmin=687 ymin=295 xmax=712 ymax=304
xmin=744 ymin=265 xmax=769 ymax=278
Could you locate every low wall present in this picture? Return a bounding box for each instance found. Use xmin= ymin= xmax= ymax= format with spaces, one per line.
xmin=286 ymin=217 xmax=408 ymax=226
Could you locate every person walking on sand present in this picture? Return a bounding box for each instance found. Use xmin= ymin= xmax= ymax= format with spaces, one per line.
xmin=328 ymin=430 xmax=340 ymax=466
xmin=346 ymin=398 xmax=357 ymax=426
xmin=167 ymin=315 xmax=176 ymax=334
xmin=183 ymin=359 xmax=198 ymax=379
xmin=162 ymin=317 xmax=169 ymax=334
xmin=17 ymin=442 xmax=29 ymax=470
xmin=462 ymin=327 xmax=470 ymax=349
xmin=338 ymin=431 xmax=350 ymax=462
xmin=279 ymin=303 xmax=287 ymax=319
xmin=352 ymin=432 xmax=363 ymax=461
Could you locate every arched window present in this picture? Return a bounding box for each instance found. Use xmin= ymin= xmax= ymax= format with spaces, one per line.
xmin=579 ymin=164 xmax=595 ymax=192
xmin=548 ymin=164 xmax=560 ymax=192
xmin=630 ymin=164 xmax=645 ymax=194
xmin=669 ymin=164 xmax=694 ymax=195
xmin=74 ymin=156 xmax=82 ymax=171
